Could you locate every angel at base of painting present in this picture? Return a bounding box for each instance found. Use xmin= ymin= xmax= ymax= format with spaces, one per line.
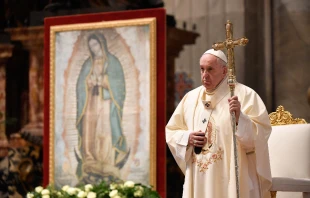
xmin=75 ymin=33 xmax=130 ymax=184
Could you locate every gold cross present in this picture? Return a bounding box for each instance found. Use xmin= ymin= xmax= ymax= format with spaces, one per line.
xmin=212 ymin=20 xmax=248 ymax=92
xmin=212 ymin=20 xmax=248 ymax=198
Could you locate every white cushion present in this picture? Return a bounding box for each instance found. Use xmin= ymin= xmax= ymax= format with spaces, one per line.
xmin=268 ymin=124 xmax=310 ymax=197
xmin=270 ymin=177 xmax=310 ymax=192
xmin=268 ymin=124 xmax=310 ymax=178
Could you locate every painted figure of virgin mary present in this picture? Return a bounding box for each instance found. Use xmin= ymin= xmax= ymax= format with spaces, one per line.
xmin=75 ymin=33 xmax=130 ymax=183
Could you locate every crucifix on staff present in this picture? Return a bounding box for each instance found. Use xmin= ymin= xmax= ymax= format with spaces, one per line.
xmin=213 ymin=20 xmax=249 ymax=198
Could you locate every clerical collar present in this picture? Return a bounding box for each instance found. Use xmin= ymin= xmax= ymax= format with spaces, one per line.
xmin=205 ymin=76 xmax=227 ymax=95
xmin=201 ymin=75 xmax=230 ymax=109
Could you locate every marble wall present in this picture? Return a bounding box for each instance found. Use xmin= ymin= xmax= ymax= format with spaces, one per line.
xmin=273 ymin=0 xmax=310 ymax=122
xmin=164 ymin=0 xmax=246 ymax=88
xmin=164 ymin=0 xmax=273 ymax=110
xmin=164 ymin=0 xmax=310 ymax=118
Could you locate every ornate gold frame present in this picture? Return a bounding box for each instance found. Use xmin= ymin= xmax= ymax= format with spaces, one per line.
xmin=269 ymin=105 xmax=307 ymax=126
xmin=49 ymin=18 xmax=157 ymax=188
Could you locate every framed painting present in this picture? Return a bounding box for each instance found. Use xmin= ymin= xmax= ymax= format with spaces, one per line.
xmin=44 ymin=9 xmax=166 ymax=197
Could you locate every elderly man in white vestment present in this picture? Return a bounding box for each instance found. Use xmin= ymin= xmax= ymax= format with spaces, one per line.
xmin=166 ymin=49 xmax=272 ymax=198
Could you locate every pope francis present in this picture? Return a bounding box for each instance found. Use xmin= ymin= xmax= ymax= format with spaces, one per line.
xmin=166 ymin=49 xmax=272 ymax=198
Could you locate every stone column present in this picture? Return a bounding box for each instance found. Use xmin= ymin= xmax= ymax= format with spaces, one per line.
xmin=0 ymin=44 xmax=13 ymax=156
xmin=244 ymin=0 xmax=271 ymax=109
xmin=0 ymin=43 xmax=13 ymax=198
xmin=6 ymin=26 xmax=44 ymax=135
xmin=5 ymin=27 xmax=44 ymax=197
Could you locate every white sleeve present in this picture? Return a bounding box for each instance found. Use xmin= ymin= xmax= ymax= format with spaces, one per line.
xmin=166 ymin=93 xmax=193 ymax=174
xmin=175 ymin=130 xmax=192 ymax=162
xmin=235 ymin=112 xmax=255 ymax=151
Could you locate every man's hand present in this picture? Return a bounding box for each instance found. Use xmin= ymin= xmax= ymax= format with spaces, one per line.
xmin=228 ymin=96 xmax=241 ymax=123
xmin=188 ymin=131 xmax=207 ymax=147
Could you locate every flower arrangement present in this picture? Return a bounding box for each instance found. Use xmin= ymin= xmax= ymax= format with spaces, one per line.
xmin=26 ymin=180 xmax=160 ymax=198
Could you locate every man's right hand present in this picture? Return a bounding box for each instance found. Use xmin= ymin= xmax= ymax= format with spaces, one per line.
xmin=188 ymin=131 xmax=207 ymax=147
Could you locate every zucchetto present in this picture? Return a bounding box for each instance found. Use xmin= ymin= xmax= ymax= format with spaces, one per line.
xmin=203 ymin=49 xmax=227 ymax=64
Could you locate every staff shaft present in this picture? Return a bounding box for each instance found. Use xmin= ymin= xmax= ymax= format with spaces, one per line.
xmin=212 ymin=20 xmax=248 ymax=198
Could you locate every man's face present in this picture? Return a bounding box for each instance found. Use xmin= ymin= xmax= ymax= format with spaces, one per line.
xmin=200 ymin=54 xmax=227 ymax=90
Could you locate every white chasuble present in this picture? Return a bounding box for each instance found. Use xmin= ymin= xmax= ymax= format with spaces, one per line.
xmin=166 ymin=78 xmax=272 ymax=198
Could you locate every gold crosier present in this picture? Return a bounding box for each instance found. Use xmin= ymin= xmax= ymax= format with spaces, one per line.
xmin=212 ymin=20 xmax=248 ymax=198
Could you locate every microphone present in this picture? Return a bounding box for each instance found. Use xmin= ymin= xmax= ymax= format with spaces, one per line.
xmin=194 ymin=146 xmax=202 ymax=154
xmin=194 ymin=132 xmax=205 ymax=154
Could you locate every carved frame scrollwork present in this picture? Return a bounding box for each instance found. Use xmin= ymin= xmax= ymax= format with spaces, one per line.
xmin=269 ymin=105 xmax=307 ymax=126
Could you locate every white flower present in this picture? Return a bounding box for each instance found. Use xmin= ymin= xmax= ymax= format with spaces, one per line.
xmin=110 ymin=183 xmax=118 ymax=190
xmin=135 ymin=186 xmax=144 ymax=192
xmin=134 ymin=190 xmax=143 ymax=197
xmin=62 ymin=185 xmax=70 ymax=191
xmin=41 ymin=189 xmax=50 ymax=195
xmin=124 ymin=181 xmax=135 ymax=188
xmin=57 ymin=191 xmax=62 ymax=196
xmin=85 ymin=184 xmax=93 ymax=192
xmin=109 ymin=189 xmax=118 ymax=197
xmin=35 ymin=186 xmax=43 ymax=193
xmin=42 ymin=195 xmax=50 ymax=198
xmin=67 ymin=187 xmax=77 ymax=195
xmin=87 ymin=192 xmax=96 ymax=198
xmin=77 ymin=191 xmax=87 ymax=198
xmin=114 ymin=196 xmax=121 ymax=198
xmin=26 ymin=193 xmax=34 ymax=198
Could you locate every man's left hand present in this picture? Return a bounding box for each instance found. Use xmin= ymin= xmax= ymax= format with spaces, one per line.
xmin=228 ymin=96 xmax=241 ymax=123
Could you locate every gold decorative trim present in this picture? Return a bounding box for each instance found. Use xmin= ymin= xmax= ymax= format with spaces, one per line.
xmin=149 ymin=18 xmax=157 ymax=190
xmin=269 ymin=105 xmax=307 ymax=126
xmin=270 ymin=191 xmax=277 ymax=198
xmin=49 ymin=18 xmax=157 ymax=188
xmin=192 ymin=147 xmax=224 ymax=173
xmin=50 ymin=18 xmax=156 ymax=32
xmin=49 ymin=27 xmax=55 ymax=184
